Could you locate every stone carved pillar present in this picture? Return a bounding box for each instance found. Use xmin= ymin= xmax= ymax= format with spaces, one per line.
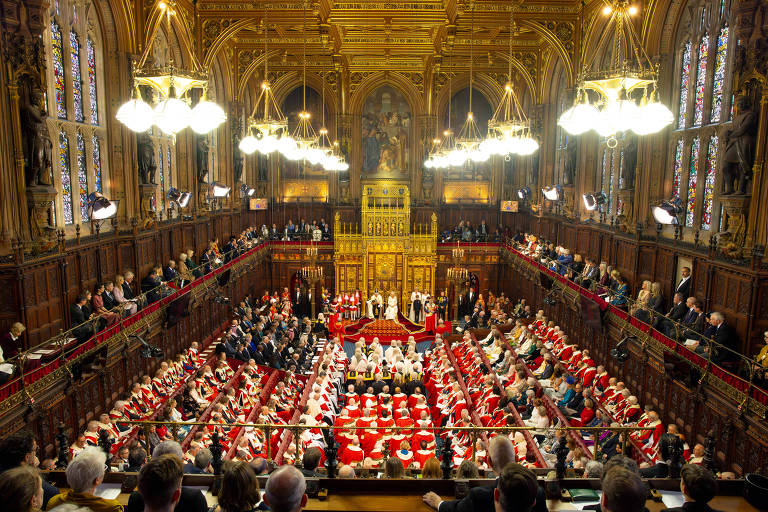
xmin=417 ymin=115 xmax=436 ymax=204
xmin=336 ymin=114 xmax=352 ymax=204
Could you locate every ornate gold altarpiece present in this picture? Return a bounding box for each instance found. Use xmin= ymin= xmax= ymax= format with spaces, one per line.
xmin=334 ymin=181 xmax=436 ymax=306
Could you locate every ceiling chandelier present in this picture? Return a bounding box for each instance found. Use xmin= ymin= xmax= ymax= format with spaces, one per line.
xmin=480 ymin=10 xmax=539 ymax=157
xmin=558 ymin=0 xmax=673 ymax=146
xmin=116 ymin=0 xmax=226 ymax=136
xmin=239 ymin=3 xmax=293 ymax=156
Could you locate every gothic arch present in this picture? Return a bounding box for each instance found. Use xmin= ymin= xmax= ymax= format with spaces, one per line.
xmin=348 ymin=72 xmax=424 ymax=116
xmin=272 ymin=71 xmax=340 ymax=118
xmin=433 ymin=73 xmax=504 ymax=123
xmin=202 ymin=19 xmax=260 ymax=69
xmin=235 ymin=49 xmax=283 ymax=102
xmin=518 ymin=20 xmax=574 ymax=83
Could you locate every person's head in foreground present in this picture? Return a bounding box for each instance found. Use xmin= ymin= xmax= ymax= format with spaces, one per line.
xmin=138 ymin=454 xmax=183 ymax=512
xmin=679 ymin=464 xmax=717 ymax=504
xmin=600 ymin=466 xmax=648 ymax=512
xmin=218 ymin=460 xmax=263 ymax=512
xmin=494 ymin=463 xmax=538 ymax=512
xmin=0 ymin=465 xmax=43 ymax=512
xmin=265 ymin=465 xmax=307 ymax=512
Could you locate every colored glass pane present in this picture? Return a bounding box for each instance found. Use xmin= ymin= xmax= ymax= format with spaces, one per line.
xmin=701 ymin=135 xmax=718 ymax=230
xmin=686 ymin=137 xmax=700 ymax=226
xmin=87 ymin=37 xmax=98 ymax=125
xmin=92 ymin=136 xmax=102 ymax=193
xmin=678 ymin=41 xmax=691 ymax=128
xmin=693 ymin=35 xmax=709 ymax=126
xmin=673 ymin=139 xmax=684 ymax=197
xmin=158 ymin=147 xmax=165 ymax=212
xmin=76 ymin=133 xmax=89 ymax=221
xmin=167 ymin=147 xmax=172 ymax=185
xmin=70 ymin=31 xmax=84 ymax=122
xmin=51 ymin=20 xmax=67 ymax=119
xmin=59 ymin=132 xmax=73 ymax=225
xmin=710 ymin=27 xmax=728 ymax=123
xmin=608 ymin=149 xmax=615 ymax=214
xmin=600 ymin=149 xmax=608 ymax=214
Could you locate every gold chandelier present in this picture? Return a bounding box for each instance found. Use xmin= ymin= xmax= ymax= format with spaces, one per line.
xmin=301 ymin=244 xmax=323 ymax=282
xmin=558 ymin=0 xmax=673 ymax=146
xmin=116 ymin=0 xmax=226 ymax=136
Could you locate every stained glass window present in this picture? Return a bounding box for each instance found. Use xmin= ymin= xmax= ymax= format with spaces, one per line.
xmin=69 ymin=31 xmax=84 ymax=123
xmin=710 ymin=27 xmax=728 ymax=123
xmin=693 ymin=35 xmax=709 ymax=126
xmin=92 ymin=135 xmax=102 ymax=193
xmin=158 ymin=147 xmax=165 ymax=212
xmin=59 ymin=132 xmax=73 ymax=225
xmin=167 ymin=147 xmax=172 ymax=185
xmin=672 ymin=139 xmax=684 ymax=197
xmin=701 ymin=135 xmax=718 ymax=230
xmin=76 ymin=133 xmax=89 ymax=221
xmin=86 ymin=37 xmax=98 ymax=125
xmin=678 ymin=41 xmax=691 ymax=129
xmin=608 ymin=148 xmax=616 ymax=214
xmin=686 ymin=136 xmax=700 ymax=226
xmin=51 ymin=20 xmax=67 ymax=119
xmin=600 ymin=149 xmax=608 ymax=214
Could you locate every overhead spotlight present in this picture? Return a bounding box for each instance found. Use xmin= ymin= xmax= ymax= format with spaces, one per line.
xmin=211 ymin=182 xmax=231 ymax=198
xmin=517 ymin=187 xmax=531 ymax=200
xmin=610 ymin=335 xmax=632 ymax=363
xmin=130 ymin=334 xmax=164 ymax=359
xmin=582 ymin=191 xmax=607 ymax=211
xmin=239 ymin=184 xmax=256 ymax=197
xmin=651 ymin=197 xmax=683 ymax=225
xmin=541 ymin=185 xmax=563 ymax=201
xmin=86 ymin=192 xmax=118 ymax=220
xmin=167 ymin=187 xmax=191 ymax=208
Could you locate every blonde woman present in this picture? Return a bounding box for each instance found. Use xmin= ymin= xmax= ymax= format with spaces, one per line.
xmin=178 ymin=253 xmax=194 ymax=285
xmin=113 ymin=275 xmax=138 ymax=316
xmin=630 ymin=280 xmax=652 ymax=315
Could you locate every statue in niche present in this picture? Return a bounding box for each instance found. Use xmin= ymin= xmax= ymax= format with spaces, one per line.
xmin=504 ymin=155 xmax=514 ymax=184
xmin=621 ymin=136 xmax=637 ymax=190
xmin=233 ymin=134 xmax=244 ymax=184
xmin=21 ymin=84 xmax=53 ymax=187
xmin=722 ymin=95 xmax=758 ymax=195
xmin=257 ymin=153 xmax=269 ymax=181
xmin=195 ymin=135 xmax=209 ymax=183
xmin=530 ymin=150 xmax=539 ymax=184
xmin=563 ymin=138 xmax=577 ymax=186
xmin=137 ymin=132 xmax=157 ymax=184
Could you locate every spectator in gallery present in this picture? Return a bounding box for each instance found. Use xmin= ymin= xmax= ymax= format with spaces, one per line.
xmin=264 ymin=466 xmax=307 ymax=512
xmin=0 ymin=430 xmax=59 ymax=508
xmin=46 ymin=446 xmax=122 ymax=512
xmin=0 ymin=321 xmax=25 ymax=361
xmin=122 ymin=270 xmax=137 ymax=300
xmin=70 ymin=294 xmax=95 ymax=343
xmin=142 ymin=268 xmax=162 ymax=304
xmin=137 ymin=454 xmax=184 ymax=512
xmin=675 ymin=266 xmax=692 ymax=298
xmin=92 ymin=283 xmax=119 ymax=327
xmin=0 ymin=466 xmax=44 ymax=512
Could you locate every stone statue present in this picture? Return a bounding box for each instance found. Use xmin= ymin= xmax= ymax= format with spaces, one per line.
xmin=233 ymin=134 xmax=244 ymax=185
xmin=21 ymin=85 xmax=53 ymax=187
xmin=722 ymin=96 xmax=758 ymax=195
xmin=621 ymin=136 xmax=637 ymax=190
xmin=137 ymin=132 xmax=157 ymax=184
xmin=196 ymin=135 xmax=209 ymax=183
xmin=563 ymin=138 xmax=577 ymax=186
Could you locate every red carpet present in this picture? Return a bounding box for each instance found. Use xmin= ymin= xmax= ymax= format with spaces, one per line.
xmin=343 ymin=312 xmax=432 ymax=343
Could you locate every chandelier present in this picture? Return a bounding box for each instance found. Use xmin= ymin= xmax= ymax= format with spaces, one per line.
xmin=424 ymin=49 xmax=458 ymax=169
xmin=239 ymin=3 xmax=293 ymax=156
xmin=300 ymin=244 xmax=324 ymax=282
xmin=116 ymin=1 xmax=226 ymax=136
xmin=558 ymin=0 xmax=673 ymax=146
xmin=447 ymin=243 xmax=469 ymax=282
xmin=480 ymin=9 xmax=539 ymax=157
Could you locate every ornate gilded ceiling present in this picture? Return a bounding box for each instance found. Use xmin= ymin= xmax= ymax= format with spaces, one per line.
xmin=140 ymin=0 xmax=591 ymax=106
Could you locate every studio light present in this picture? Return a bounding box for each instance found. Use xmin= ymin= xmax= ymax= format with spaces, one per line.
xmin=582 ymin=192 xmax=607 ymax=211
xmin=611 ymin=336 xmax=632 ymax=363
xmin=211 ymin=182 xmax=231 ymax=198
xmin=167 ymin=187 xmax=191 ymax=208
xmin=239 ymin=184 xmax=255 ymax=197
xmin=651 ymin=197 xmax=683 ymax=225
xmin=517 ymin=187 xmax=531 ymax=200
xmin=542 ymin=185 xmax=563 ymax=202
xmin=86 ymin=192 xmax=117 ymax=220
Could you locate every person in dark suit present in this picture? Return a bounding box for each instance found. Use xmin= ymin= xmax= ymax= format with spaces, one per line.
xmin=675 ymin=266 xmax=692 ymax=297
xmin=163 ymin=260 xmax=179 ymax=283
xmin=122 ymin=271 xmax=137 ymax=300
xmin=422 ymin=436 xmax=547 ymax=512
xmin=704 ymin=312 xmax=740 ymax=364
xmin=583 ymin=456 xmax=649 ymax=512
xmin=0 ymin=323 xmax=25 ymax=361
xmin=664 ymin=464 xmax=723 ymax=512
xmin=141 ymin=269 xmax=162 ymax=304
xmin=300 ymin=447 xmax=323 ymax=477
xmin=70 ymin=295 xmax=95 ymax=343
xmin=657 ymin=292 xmax=687 ymax=335
xmin=127 ymin=461 xmax=208 ymax=512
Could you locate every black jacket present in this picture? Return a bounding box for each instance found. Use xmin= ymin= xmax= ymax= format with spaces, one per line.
xmin=122 ymin=281 xmax=136 ymax=299
xmin=438 ymin=480 xmax=547 ymax=512
xmin=675 ymin=276 xmax=691 ymax=297
xmin=668 ymin=301 xmax=688 ymax=322
xmin=70 ymin=303 xmax=88 ymax=326
xmin=665 ymin=502 xmax=723 ymax=512
xmin=126 ymin=486 xmax=208 ymax=512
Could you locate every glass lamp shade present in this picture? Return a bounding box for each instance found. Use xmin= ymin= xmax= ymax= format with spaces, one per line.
xmin=239 ymin=135 xmax=259 ymax=155
xmin=469 ymin=148 xmax=490 ymax=162
xmin=602 ymin=99 xmax=641 ymax=134
xmin=277 ymin=136 xmax=298 ymax=156
xmin=633 ymin=101 xmax=674 ymax=135
xmin=336 ymin=161 xmax=349 ymax=171
xmin=257 ymin=134 xmax=280 ymax=154
xmin=447 ymin=149 xmax=468 ymax=167
xmin=558 ymin=102 xmax=600 ymax=135
xmin=304 ymin=147 xmax=325 ymax=165
xmin=154 ymin=97 xmax=191 ymax=135
xmin=480 ymin=137 xmax=505 ymax=156
xmin=116 ymin=98 xmax=155 ymax=132
xmin=189 ymin=100 xmax=227 ymax=134
xmin=516 ymin=136 xmax=540 ymax=156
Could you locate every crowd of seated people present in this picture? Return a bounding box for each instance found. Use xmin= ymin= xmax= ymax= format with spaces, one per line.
xmin=439 ymin=219 xmax=504 ymax=243
xmin=263 ymin=218 xmax=332 ymax=242
xmin=510 ymin=232 xmax=747 ymax=370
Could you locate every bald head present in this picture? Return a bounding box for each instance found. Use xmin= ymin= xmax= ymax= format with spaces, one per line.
xmin=265 ymin=466 xmax=307 ymax=512
xmin=488 ymin=436 xmax=516 ymax=473
xmin=338 ymin=464 xmax=356 ymax=478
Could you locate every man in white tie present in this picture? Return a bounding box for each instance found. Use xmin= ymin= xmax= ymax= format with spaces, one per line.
xmin=675 ymin=266 xmax=692 ymax=297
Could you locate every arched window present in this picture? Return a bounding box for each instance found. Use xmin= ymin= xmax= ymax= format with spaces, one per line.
xmin=669 ymin=0 xmax=732 ymax=233
xmin=44 ymin=0 xmax=109 ymax=228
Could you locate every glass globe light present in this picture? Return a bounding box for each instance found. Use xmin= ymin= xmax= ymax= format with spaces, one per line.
xmin=633 ymin=98 xmax=674 ymax=135
xmin=154 ymin=96 xmax=191 ymax=135
xmin=517 ymin=137 xmax=539 ymax=156
xmin=239 ymin=134 xmax=259 ymax=155
xmin=594 ymin=108 xmax=619 ymax=137
xmin=304 ymin=147 xmax=324 ymax=165
xmin=277 ymin=136 xmax=298 ymax=156
xmin=602 ymin=97 xmax=640 ymax=133
xmin=116 ymin=97 xmax=155 ymax=132
xmin=469 ymin=147 xmax=490 ymax=162
xmin=558 ymin=91 xmax=599 ymax=135
xmin=189 ymin=99 xmax=226 ymax=134
xmin=447 ymin=149 xmax=467 ymax=167
xmin=258 ymin=134 xmax=279 ymax=154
